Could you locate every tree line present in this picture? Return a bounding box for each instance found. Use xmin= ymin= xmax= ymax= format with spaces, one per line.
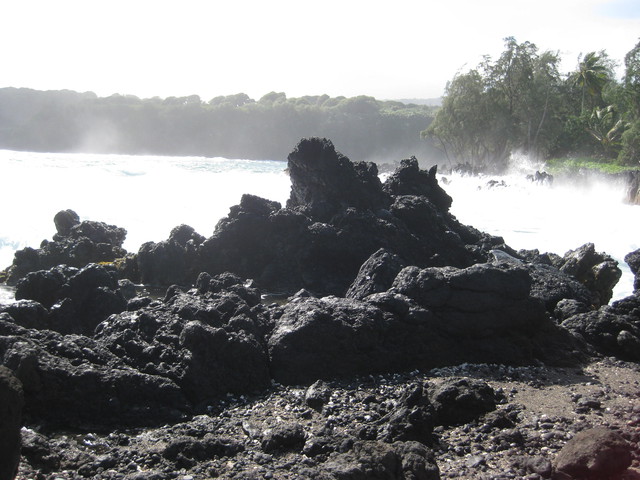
xmin=0 ymin=88 xmax=440 ymax=163
xmin=423 ymin=37 xmax=640 ymax=170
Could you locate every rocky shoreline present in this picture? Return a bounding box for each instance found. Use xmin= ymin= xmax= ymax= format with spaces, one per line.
xmin=1 ymin=137 xmax=639 ymax=479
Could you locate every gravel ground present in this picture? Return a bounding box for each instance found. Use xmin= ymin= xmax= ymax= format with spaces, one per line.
xmin=15 ymin=357 xmax=640 ymax=480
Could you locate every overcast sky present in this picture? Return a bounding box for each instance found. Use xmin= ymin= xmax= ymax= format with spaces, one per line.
xmin=2 ymin=0 xmax=639 ymax=101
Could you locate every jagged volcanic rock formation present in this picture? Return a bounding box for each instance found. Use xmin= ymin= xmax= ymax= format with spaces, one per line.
xmin=137 ymin=138 xmax=510 ymax=295
xmin=3 ymin=209 xmax=127 ymax=286
xmin=2 ymin=137 xmax=640 ymax=479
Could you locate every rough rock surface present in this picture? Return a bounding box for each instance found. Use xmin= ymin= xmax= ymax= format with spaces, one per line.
xmin=9 ymin=264 xmax=127 ymax=335
xmin=519 ymin=243 xmax=622 ymax=310
xmin=137 ymin=224 xmax=205 ymax=286
xmin=561 ymin=293 xmax=640 ymax=362
xmin=0 ymin=366 xmax=23 ymax=480
xmin=3 ymin=209 xmax=127 ymax=285
xmin=557 ymin=243 xmax=622 ymax=307
xmin=268 ymin=261 xmax=584 ymax=386
xmin=1 ymin=138 xmax=640 ymax=479
xmin=554 ymin=426 xmax=632 ymax=478
xmin=138 ymin=138 xmax=512 ymax=295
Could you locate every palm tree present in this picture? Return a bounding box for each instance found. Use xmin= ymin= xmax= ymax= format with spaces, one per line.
xmin=571 ymin=52 xmax=609 ymax=115
xmin=586 ymin=105 xmax=629 ymax=158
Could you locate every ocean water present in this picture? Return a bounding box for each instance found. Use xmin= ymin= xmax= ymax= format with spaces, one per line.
xmin=1 ymin=150 xmax=638 ymax=303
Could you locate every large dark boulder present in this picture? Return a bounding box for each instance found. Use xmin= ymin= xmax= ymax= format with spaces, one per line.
xmin=0 ymin=366 xmax=23 ymax=480
xmin=526 ymin=263 xmax=593 ymax=314
xmin=320 ymin=440 xmax=440 ymax=480
xmin=13 ymin=264 xmax=127 ymax=335
xmin=52 ymin=209 xmax=79 ymax=237
xmin=94 ymin=272 xmax=272 ymax=406
xmin=0 ymin=315 xmax=189 ymax=428
xmin=267 ymin=296 xmax=393 ymax=384
xmin=428 ymin=378 xmax=499 ymax=427
xmin=4 ymin=210 xmax=128 ymax=285
xmin=389 ymin=262 xmax=544 ymax=336
xmin=0 ymin=300 xmax=49 ymax=331
xmin=554 ymin=427 xmax=632 ymax=479
xmin=376 ymin=383 xmax=434 ymax=445
xmin=268 ymin=262 xmax=580 ymax=386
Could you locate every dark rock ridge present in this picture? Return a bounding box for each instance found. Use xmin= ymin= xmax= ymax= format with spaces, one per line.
xmin=136 ymin=138 xmax=509 ymax=295
xmin=0 ymin=260 xmax=583 ymax=429
xmin=268 ymin=259 xmax=585 ymax=386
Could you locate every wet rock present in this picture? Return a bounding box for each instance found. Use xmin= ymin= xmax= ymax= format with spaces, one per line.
xmin=0 ymin=366 xmax=23 ymax=480
xmin=554 ymin=427 xmax=631 ymax=479
xmin=526 ymin=170 xmax=554 ymax=185
xmin=4 ymin=210 xmax=128 ymax=285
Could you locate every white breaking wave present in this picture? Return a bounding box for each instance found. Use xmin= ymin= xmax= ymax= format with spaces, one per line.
xmin=443 ymin=172 xmax=640 ymax=301
xmin=0 ymin=150 xmax=290 ymax=269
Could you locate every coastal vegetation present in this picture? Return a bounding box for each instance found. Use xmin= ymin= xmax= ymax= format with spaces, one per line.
xmin=545 ymin=157 xmax=640 ymax=176
xmin=423 ymin=37 xmax=640 ymax=172
xmin=0 ymin=88 xmax=438 ymax=162
xmin=1 ymin=38 xmax=639 ymax=173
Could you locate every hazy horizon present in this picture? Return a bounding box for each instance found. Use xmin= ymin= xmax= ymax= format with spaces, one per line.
xmin=2 ymin=0 xmax=639 ymax=102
